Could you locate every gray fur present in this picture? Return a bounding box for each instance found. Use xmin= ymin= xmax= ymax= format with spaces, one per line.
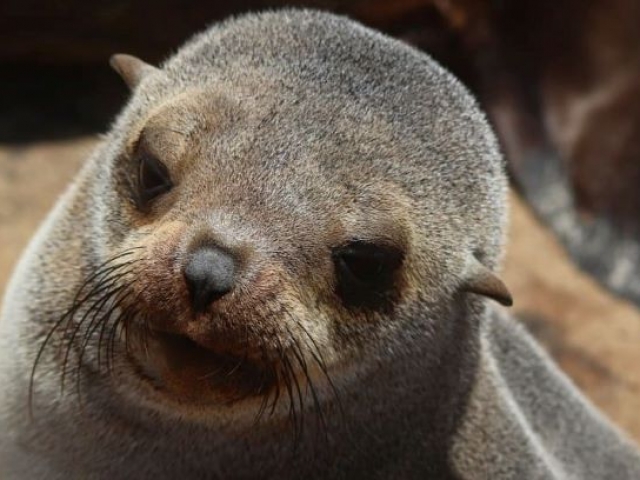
xmin=1 ymin=9 xmax=639 ymax=479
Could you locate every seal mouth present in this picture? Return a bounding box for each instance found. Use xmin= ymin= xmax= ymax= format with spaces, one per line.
xmin=139 ymin=329 xmax=278 ymax=404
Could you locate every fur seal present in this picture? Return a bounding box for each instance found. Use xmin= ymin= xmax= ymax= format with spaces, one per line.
xmin=1 ymin=9 xmax=639 ymax=479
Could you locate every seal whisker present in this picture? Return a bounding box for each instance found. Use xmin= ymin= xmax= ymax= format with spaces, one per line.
xmin=250 ymin=343 xmax=273 ymax=426
xmin=68 ymin=249 xmax=140 ymax=304
xmin=199 ymin=366 xmax=224 ymax=381
xmin=70 ymin=283 xmax=131 ymax=403
xmin=28 ymin=256 xmax=143 ymax=418
xmin=60 ymin=274 xmax=133 ymax=392
xmin=141 ymin=311 xmax=152 ymax=360
xmin=296 ymin=321 xmax=385 ymax=455
xmin=58 ymin=260 xmax=139 ymax=345
xmin=97 ymin=289 xmax=145 ymax=370
xmin=225 ymin=353 xmax=248 ymax=379
xmin=281 ymin=351 xmax=304 ymax=452
xmin=28 ymin=313 xmax=74 ymax=419
xmin=288 ymin=331 xmax=329 ymax=446
xmin=62 ymin=249 xmax=141 ymax=320
xmin=105 ymin=298 xmax=132 ymax=377
xmin=254 ymin=373 xmax=272 ymax=424
xmin=268 ymin=359 xmax=282 ymax=418
xmin=75 ymin=288 xmax=136 ymax=402
xmin=276 ymin=343 xmax=298 ymax=447
xmin=108 ymin=308 xmax=136 ymax=376
xmin=242 ymin=325 xmax=275 ymax=418
xmin=268 ymin=336 xmax=291 ymax=420
xmin=296 ymin=322 xmax=344 ymax=419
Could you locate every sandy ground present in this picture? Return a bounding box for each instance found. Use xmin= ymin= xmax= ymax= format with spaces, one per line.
xmin=1 ymin=137 xmax=639 ymax=443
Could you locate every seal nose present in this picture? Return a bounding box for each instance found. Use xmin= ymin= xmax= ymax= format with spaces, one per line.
xmin=184 ymin=246 xmax=236 ymax=313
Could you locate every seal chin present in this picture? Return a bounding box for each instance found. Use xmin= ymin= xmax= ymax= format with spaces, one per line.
xmin=133 ymin=328 xmax=277 ymax=406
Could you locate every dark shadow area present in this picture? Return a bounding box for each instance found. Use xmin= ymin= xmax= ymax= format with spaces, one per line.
xmin=0 ymin=65 xmax=127 ymax=143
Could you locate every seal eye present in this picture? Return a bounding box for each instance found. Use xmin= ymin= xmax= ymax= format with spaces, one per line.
xmin=333 ymin=241 xmax=403 ymax=307
xmin=136 ymin=153 xmax=173 ymax=208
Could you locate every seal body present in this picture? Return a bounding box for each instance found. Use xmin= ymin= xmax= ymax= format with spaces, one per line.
xmin=1 ymin=10 xmax=640 ymax=479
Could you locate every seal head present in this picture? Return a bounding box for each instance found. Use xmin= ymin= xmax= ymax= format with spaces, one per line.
xmin=1 ymin=10 xmax=514 ymax=479
xmin=94 ymin=11 xmax=511 ymax=416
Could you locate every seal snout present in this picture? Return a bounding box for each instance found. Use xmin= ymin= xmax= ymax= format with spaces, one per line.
xmin=183 ymin=245 xmax=236 ymax=313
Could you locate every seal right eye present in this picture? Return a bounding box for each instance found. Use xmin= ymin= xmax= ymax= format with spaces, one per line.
xmin=332 ymin=241 xmax=404 ymax=308
xmin=136 ymin=152 xmax=173 ymax=209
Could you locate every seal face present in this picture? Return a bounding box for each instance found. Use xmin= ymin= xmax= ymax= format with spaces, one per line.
xmin=78 ymin=89 xmax=420 ymax=413
xmin=1 ymin=9 xmax=520 ymax=479
xmin=25 ymin=15 xmax=508 ymax=424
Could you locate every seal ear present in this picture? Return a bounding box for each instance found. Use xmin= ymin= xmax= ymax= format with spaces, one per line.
xmin=462 ymin=257 xmax=513 ymax=307
xmin=109 ymin=54 xmax=159 ymax=89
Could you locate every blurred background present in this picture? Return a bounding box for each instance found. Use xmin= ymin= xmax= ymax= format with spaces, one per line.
xmin=1 ymin=0 xmax=640 ymax=441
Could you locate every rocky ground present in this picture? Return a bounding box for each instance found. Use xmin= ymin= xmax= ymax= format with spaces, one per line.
xmin=1 ymin=137 xmax=639 ymax=443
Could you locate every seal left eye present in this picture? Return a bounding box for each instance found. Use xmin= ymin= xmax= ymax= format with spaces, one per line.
xmin=136 ymin=153 xmax=173 ymax=208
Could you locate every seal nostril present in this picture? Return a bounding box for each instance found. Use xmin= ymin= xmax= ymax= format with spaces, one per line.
xmin=183 ymin=246 xmax=236 ymax=313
